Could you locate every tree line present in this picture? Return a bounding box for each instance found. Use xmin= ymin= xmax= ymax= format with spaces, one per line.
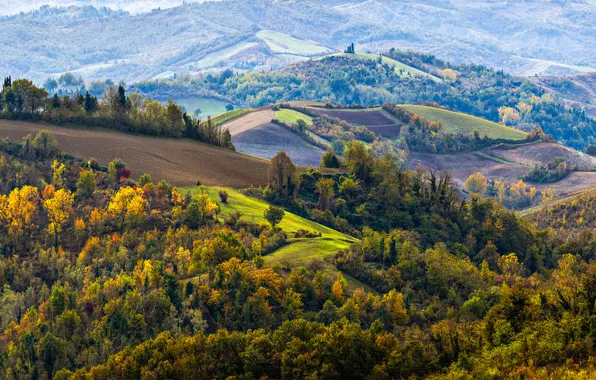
xmin=0 ymin=76 xmax=233 ymax=149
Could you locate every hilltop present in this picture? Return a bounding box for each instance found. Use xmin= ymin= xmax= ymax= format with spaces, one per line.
xmin=398 ymin=105 xmax=528 ymax=140
xmin=140 ymin=48 xmax=596 ymax=151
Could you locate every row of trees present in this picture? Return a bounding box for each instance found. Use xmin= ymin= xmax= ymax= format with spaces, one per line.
xmin=0 ymin=76 xmax=233 ymax=149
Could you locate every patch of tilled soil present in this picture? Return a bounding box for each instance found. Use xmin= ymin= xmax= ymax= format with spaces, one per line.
xmin=0 ymin=120 xmax=270 ymax=188
xmin=233 ymin=123 xmax=323 ymax=167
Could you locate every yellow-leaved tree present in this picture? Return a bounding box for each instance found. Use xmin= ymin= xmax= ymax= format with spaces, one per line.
xmin=0 ymin=186 xmax=40 ymax=249
xmin=464 ymin=172 xmax=488 ymax=197
xmin=498 ymin=106 xmax=521 ymax=125
xmin=43 ymin=188 xmax=74 ymax=247
xmin=108 ymin=187 xmax=148 ymax=231
xmin=441 ymin=68 xmax=457 ymax=83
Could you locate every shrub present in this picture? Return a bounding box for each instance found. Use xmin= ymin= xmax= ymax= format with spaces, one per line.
xmin=218 ymin=190 xmax=229 ymax=204
xmin=294 ymin=229 xmax=322 ymax=238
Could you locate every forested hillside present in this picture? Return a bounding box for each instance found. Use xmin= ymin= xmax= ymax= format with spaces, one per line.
xmin=2 ymin=130 xmax=596 ymax=378
xmin=140 ymin=50 xmax=596 ymax=150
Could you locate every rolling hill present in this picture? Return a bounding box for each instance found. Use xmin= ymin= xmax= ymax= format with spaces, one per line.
xmin=0 ymin=119 xmax=270 ymax=188
xmin=399 ymin=105 xmax=528 ymax=140
xmin=305 ymin=106 xmax=403 ymax=139
xmin=221 ymin=108 xmax=325 ymax=166
xmin=182 ymin=185 xmax=371 ymax=292
xmin=325 ymin=52 xmax=441 ymax=81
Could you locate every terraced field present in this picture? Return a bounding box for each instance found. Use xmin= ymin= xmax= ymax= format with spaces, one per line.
xmin=182 ymin=186 xmax=372 ymax=292
xmin=400 ymin=105 xmax=528 ymax=140
xmin=0 ymin=120 xmax=270 ymax=188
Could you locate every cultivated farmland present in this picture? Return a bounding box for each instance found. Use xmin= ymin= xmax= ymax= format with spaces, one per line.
xmin=233 ymin=123 xmax=323 ymax=167
xmin=0 ymin=120 xmax=270 ymax=188
xmin=487 ymin=142 xmax=596 ymax=170
xmin=222 ymin=108 xmax=324 ymax=166
xmin=256 ymin=30 xmax=331 ymax=56
xmin=409 ymin=144 xmax=596 ymax=197
xmin=307 ymin=107 xmax=403 ymax=138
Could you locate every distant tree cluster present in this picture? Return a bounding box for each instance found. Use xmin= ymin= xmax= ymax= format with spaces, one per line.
xmin=523 ymin=157 xmax=572 ymax=183
xmin=464 ymin=172 xmax=552 ymax=209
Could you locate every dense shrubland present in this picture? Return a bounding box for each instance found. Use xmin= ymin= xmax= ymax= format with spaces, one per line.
xmin=523 ymin=157 xmax=572 ymax=183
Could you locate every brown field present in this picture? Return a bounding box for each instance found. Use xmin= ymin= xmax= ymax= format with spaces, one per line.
xmin=307 ymin=107 xmax=399 ymax=126
xmin=487 ymin=142 xmax=596 ymax=171
xmin=409 ymin=142 xmax=596 ymax=198
xmin=0 ymin=120 xmax=270 ymax=188
xmin=306 ymin=107 xmax=403 ymax=138
xmin=233 ymin=123 xmax=323 ymax=166
xmin=221 ymin=107 xmax=324 ymax=166
xmin=408 ymin=151 xmax=530 ymax=188
xmin=223 ymin=109 xmax=274 ymax=136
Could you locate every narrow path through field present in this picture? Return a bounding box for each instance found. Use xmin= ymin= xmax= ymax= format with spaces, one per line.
xmin=0 ymin=120 xmax=270 ymax=188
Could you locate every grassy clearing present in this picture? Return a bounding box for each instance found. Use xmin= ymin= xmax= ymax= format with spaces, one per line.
xmin=181 ymin=185 xmax=369 ymax=291
xmin=274 ymin=109 xmax=313 ymax=126
xmin=197 ymin=41 xmax=258 ymax=68
xmin=274 ymin=109 xmax=331 ymax=148
xmin=211 ymin=109 xmax=252 ymax=127
xmin=400 ymin=105 xmax=528 ymax=140
xmin=168 ymin=97 xmax=230 ymax=118
xmin=256 ymin=30 xmax=330 ymax=56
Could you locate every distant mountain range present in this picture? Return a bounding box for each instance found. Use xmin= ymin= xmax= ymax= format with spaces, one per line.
xmin=2 ymin=0 xmax=595 ymax=83
xmin=1 ymin=0 xmax=212 ymax=15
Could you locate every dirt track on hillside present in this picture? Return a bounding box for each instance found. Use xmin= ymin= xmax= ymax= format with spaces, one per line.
xmin=0 ymin=120 xmax=270 ymax=188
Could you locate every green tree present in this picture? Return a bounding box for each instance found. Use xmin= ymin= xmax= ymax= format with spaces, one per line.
xmin=269 ymin=151 xmax=296 ymax=198
xmin=316 ymin=177 xmax=335 ymax=211
xmin=321 ymin=150 xmax=341 ymax=168
xmin=344 ymin=141 xmax=375 ymax=184
xmin=264 ymin=205 xmax=285 ymax=227
xmin=76 ymin=169 xmax=96 ymax=198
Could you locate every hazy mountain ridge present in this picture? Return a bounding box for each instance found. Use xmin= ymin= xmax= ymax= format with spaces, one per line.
xmin=2 ymin=0 xmax=594 ymax=83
